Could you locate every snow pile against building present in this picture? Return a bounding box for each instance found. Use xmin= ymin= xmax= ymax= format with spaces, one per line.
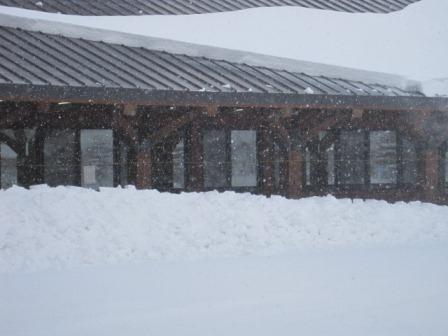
xmin=1 ymin=186 xmax=447 ymax=273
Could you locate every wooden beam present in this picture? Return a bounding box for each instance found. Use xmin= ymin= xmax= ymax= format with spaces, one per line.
xmin=351 ymin=109 xmax=364 ymax=120
xmin=0 ymin=132 xmax=21 ymax=154
xmin=186 ymin=119 xmax=204 ymax=191
xmin=422 ymin=148 xmax=440 ymax=201
xmin=151 ymin=111 xmax=197 ymax=145
xmin=303 ymin=111 xmax=351 ymax=143
xmin=204 ymin=105 xmax=218 ymax=117
xmin=260 ymin=127 xmax=275 ymax=196
xmin=36 ymin=102 xmax=51 ymax=114
xmin=123 ymin=104 xmax=137 ymax=117
xmin=136 ymin=150 xmax=152 ymax=190
xmin=287 ymin=148 xmax=303 ymax=198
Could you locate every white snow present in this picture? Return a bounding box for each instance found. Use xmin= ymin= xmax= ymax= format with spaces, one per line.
xmin=423 ymin=78 xmax=448 ymax=97
xmin=1 ymin=185 xmax=447 ymax=273
xmin=0 ymin=0 xmax=447 ymax=88
xmin=304 ymin=87 xmax=314 ymax=94
xmin=1 ymin=245 xmax=447 ymax=336
xmin=1 ymin=187 xmax=448 ymax=335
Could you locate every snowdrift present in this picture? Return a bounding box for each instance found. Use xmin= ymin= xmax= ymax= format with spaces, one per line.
xmin=1 ymin=185 xmax=447 ymax=273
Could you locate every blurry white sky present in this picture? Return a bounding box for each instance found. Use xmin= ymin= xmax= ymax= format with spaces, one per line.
xmin=0 ymin=0 xmax=447 ymax=81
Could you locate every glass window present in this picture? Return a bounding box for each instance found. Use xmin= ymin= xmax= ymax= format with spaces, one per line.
xmin=273 ymin=143 xmax=283 ymax=189
xmin=305 ymin=147 xmax=311 ymax=186
xmin=445 ymin=148 xmax=448 ymax=185
xmin=80 ymin=129 xmax=114 ymax=188
xmin=119 ymin=139 xmax=129 ymax=187
xmin=327 ymin=144 xmax=335 ymax=185
xmin=231 ymin=130 xmax=257 ymax=187
xmin=203 ymin=130 xmax=227 ymax=188
xmin=0 ymin=143 xmax=17 ymax=189
xmin=173 ymin=138 xmax=185 ymax=189
xmin=339 ymin=130 xmax=365 ymax=185
xmin=402 ymin=137 xmax=418 ymax=185
xmin=370 ymin=131 xmax=397 ymax=184
xmin=44 ymin=129 xmax=77 ymax=186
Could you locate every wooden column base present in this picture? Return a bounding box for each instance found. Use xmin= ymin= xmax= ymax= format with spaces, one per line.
xmin=136 ymin=152 xmax=152 ymax=189
xmin=423 ymin=149 xmax=440 ymax=202
xmin=186 ymin=120 xmax=204 ymax=192
xmin=287 ymin=149 xmax=303 ymax=199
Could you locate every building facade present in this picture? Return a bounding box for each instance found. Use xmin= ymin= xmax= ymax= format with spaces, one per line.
xmin=1 ymin=13 xmax=447 ymax=204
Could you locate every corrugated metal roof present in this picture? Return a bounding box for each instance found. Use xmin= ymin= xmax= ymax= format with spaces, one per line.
xmin=0 ymin=0 xmax=422 ymax=15
xmin=0 ymin=24 xmax=423 ymax=100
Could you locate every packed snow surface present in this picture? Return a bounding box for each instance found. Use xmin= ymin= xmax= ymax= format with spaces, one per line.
xmin=1 ymin=185 xmax=447 ymax=273
xmin=1 ymin=187 xmax=448 ymax=335
xmin=1 ymin=245 xmax=448 ymax=336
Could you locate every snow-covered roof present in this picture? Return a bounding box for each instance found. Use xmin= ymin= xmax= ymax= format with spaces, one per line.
xmin=0 ymin=0 xmax=422 ymax=16
xmin=0 ymin=13 xmax=422 ymax=95
xmin=3 ymin=14 xmax=448 ymax=112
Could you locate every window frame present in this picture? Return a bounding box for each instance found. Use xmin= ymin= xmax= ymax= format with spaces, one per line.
xmin=304 ymin=128 xmax=419 ymax=192
xmin=202 ymin=128 xmax=259 ymax=192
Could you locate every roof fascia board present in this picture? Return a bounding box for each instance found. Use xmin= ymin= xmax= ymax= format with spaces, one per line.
xmin=0 ymin=84 xmax=445 ymax=112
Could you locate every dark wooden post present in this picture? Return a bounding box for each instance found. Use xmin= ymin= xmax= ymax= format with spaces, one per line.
xmin=186 ymin=119 xmax=204 ymax=191
xmin=422 ymin=148 xmax=440 ymax=202
xmin=287 ymin=146 xmax=303 ymax=199
xmin=260 ymin=127 xmax=274 ymax=196
xmin=136 ymin=139 xmax=152 ymax=189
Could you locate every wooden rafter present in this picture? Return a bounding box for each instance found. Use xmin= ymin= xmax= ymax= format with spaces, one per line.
xmin=150 ymin=111 xmax=198 ymax=145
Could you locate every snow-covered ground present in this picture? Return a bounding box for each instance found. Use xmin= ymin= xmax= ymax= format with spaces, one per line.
xmin=1 ymin=187 xmax=448 ymax=335
xmin=0 ymin=245 xmax=447 ymax=336
xmin=1 ymin=186 xmax=448 ymax=273
xmin=1 ymin=0 xmax=447 ymax=96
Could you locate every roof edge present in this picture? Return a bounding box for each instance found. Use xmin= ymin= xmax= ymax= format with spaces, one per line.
xmin=0 ymin=13 xmax=422 ymax=92
xmin=1 ymin=84 xmax=445 ymax=111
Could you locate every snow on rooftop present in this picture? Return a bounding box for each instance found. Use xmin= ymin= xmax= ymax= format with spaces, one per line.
xmin=0 ymin=13 xmax=419 ymax=91
xmin=0 ymin=0 xmax=447 ymax=96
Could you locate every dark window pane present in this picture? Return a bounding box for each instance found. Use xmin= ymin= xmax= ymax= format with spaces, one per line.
xmin=445 ymin=148 xmax=448 ymax=185
xmin=231 ymin=130 xmax=257 ymax=187
xmin=173 ymin=138 xmax=185 ymax=189
xmin=0 ymin=143 xmax=17 ymax=189
xmin=402 ymin=137 xmax=418 ymax=185
xmin=339 ymin=130 xmax=365 ymax=185
xmin=204 ymin=130 xmax=227 ymax=188
xmin=119 ymin=140 xmax=129 ymax=187
xmin=273 ymin=143 xmax=283 ymax=189
xmin=327 ymin=144 xmax=335 ymax=185
xmin=80 ymin=129 xmax=114 ymax=188
xmin=305 ymin=147 xmax=311 ymax=186
xmin=44 ymin=129 xmax=77 ymax=186
xmin=370 ymin=131 xmax=397 ymax=184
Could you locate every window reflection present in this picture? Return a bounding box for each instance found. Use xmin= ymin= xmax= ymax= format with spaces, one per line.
xmin=338 ymin=130 xmax=366 ymax=185
xmin=231 ymin=130 xmax=257 ymax=187
xmin=173 ymin=138 xmax=185 ymax=189
xmin=0 ymin=143 xmax=17 ymax=189
xmin=80 ymin=129 xmax=114 ymax=188
xmin=203 ymin=130 xmax=227 ymax=188
xmin=370 ymin=131 xmax=397 ymax=184
xmin=402 ymin=137 xmax=418 ymax=185
xmin=44 ymin=129 xmax=77 ymax=186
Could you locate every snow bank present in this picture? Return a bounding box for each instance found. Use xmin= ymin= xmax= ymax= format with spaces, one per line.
xmin=1 ymin=186 xmax=447 ymax=273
